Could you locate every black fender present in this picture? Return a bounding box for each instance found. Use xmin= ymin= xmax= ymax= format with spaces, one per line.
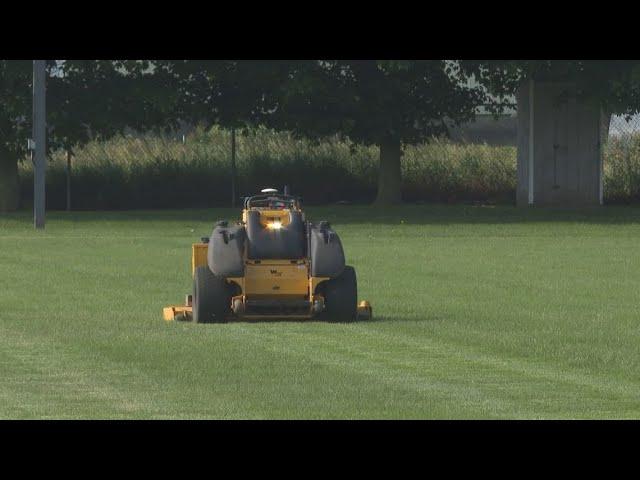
xmin=207 ymin=222 xmax=246 ymax=277
xmin=309 ymin=222 xmax=345 ymax=278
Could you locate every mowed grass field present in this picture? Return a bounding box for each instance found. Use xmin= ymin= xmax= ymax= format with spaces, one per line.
xmin=2 ymin=205 xmax=640 ymax=419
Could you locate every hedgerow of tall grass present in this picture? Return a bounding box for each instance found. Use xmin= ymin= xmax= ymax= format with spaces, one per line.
xmin=603 ymin=134 xmax=640 ymax=204
xmin=19 ymin=125 xmax=519 ymax=209
xmin=402 ymin=140 xmax=517 ymax=203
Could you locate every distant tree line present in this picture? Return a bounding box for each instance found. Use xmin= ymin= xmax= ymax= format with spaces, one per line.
xmin=2 ymin=60 xmax=640 ymax=211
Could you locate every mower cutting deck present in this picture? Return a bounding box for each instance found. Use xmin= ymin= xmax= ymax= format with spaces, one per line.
xmin=163 ymin=188 xmax=372 ymax=323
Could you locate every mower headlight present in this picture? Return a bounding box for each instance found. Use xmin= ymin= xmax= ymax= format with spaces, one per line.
xmin=267 ymin=221 xmax=282 ymax=230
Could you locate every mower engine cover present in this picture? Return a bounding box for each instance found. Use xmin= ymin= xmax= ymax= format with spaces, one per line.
xmin=207 ymin=223 xmax=246 ymax=277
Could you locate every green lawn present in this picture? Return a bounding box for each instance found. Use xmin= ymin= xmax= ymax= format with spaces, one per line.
xmin=2 ymin=205 xmax=640 ymax=419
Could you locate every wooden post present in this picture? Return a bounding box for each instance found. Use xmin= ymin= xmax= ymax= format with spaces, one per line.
xmin=66 ymin=150 xmax=72 ymax=211
xmin=231 ymin=127 xmax=237 ymax=207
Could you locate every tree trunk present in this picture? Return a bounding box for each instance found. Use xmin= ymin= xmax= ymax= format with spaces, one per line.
xmin=0 ymin=148 xmax=19 ymax=212
xmin=601 ymin=110 xmax=612 ymax=145
xmin=374 ymin=137 xmax=403 ymax=205
xmin=230 ymin=127 xmax=237 ymax=207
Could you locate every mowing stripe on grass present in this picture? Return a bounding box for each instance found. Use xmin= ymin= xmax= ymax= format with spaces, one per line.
xmin=3 ymin=206 xmax=640 ymax=418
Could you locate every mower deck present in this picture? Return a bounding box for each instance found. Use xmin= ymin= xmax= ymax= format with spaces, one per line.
xmin=163 ymin=298 xmax=372 ymax=322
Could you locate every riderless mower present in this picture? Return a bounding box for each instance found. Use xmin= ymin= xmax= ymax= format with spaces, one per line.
xmin=163 ymin=188 xmax=371 ymax=323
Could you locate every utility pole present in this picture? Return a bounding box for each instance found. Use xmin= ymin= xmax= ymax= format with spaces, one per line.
xmin=66 ymin=150 xmax=72 ymax=211
xmin=33 ymin=60 xmax=46 ymax=229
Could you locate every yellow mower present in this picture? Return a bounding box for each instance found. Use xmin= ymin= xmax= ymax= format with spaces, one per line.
xmin=164 ymin=188 xmax=372 ymax=323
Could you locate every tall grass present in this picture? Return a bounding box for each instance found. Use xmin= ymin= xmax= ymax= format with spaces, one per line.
xmin=603 ymin=134 xmax=640 ymax=204
xmin=18 ymin=125 xmax=520 ymax=209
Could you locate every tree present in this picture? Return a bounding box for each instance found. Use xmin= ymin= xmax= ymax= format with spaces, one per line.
xmin=162 ymin=60 xmax=289 ymax=130
xmin=163 ymin=60 xmax=493 ymax=205
xmin=0 ymin=61 xmax=32 ymax=211
xmin=257 ymin=60 xmax=489 ymax=205
xmin=161 ymin=60 xmax=292 ymax=204
xmin=47 ymin=60 xmax=177 ymax=151
xmin=0 ymin=60 xmax=176 ymax=212
xmin=459 ymin=60 xmax=640 ymax=116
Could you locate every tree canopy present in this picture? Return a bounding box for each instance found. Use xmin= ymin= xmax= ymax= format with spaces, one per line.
xmin=265 ymin=60 xmax=485 ymax=144
xmin=258 ymin=60 xmax=489 ymax=203
xmin=460 ymin=60 xmax=640 ymax=116
xmin=47 ymin=60 xmax=177 ymax=152
xmin=160 ymin=60 xmax=290 ymax=130
xmin=0 ymin=60 xmax=36 ymax=210
xmin=0 ymin=60 xmax=176 ymax=211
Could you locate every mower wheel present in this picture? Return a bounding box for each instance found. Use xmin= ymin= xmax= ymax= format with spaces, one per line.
xmin=193 ymin=266 xmax=231 ymax=323
xmin=321 ymin=265 xmax=358 ymax=322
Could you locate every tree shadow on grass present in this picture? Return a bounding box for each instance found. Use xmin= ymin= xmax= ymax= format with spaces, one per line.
xmin=6 ymin=204 xmax=640 ymax=226
xmin=172 ymin=313 xmax=430 ymax=325
xmin=308 ymin=204 xmax=640 ymax=226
